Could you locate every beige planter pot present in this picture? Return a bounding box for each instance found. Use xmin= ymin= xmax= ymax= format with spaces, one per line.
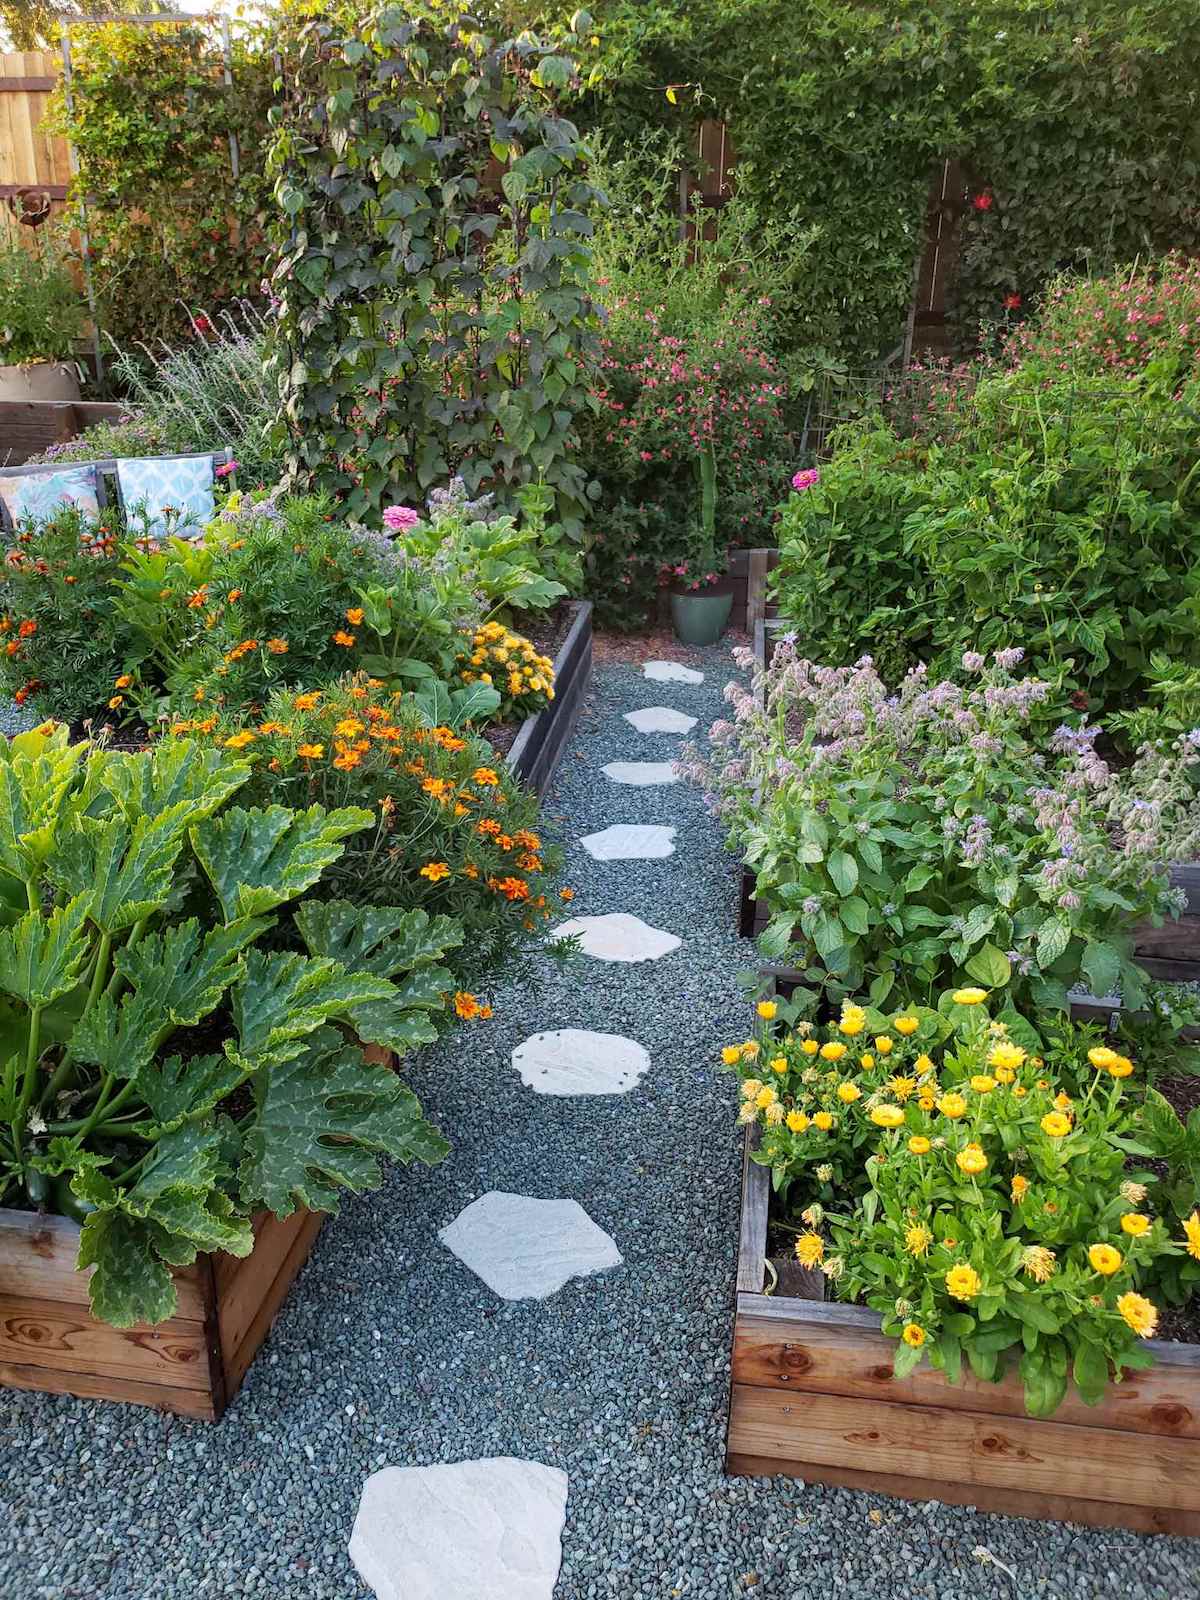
xmin=0 ymin=360 xmax=81 ymax=404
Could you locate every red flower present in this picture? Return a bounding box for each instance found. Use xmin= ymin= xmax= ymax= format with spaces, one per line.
xmin=1070 ymin=690 xmax=1090 ymax=712
xmin=193 ymin=314 xmax=213 ymax=335
xmin=1003 ymin=293 xmax=1022 ymax=311
xmin=972 ymin=192 xmax=994 ymax=212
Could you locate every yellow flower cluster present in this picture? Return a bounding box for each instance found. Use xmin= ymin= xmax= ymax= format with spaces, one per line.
xmin=460 ymin=621 xmax=555 ymax=712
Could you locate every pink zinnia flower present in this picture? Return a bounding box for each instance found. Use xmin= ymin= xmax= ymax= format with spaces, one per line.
xmin=382 ymin=505 xmax=420 ymax=533
xmin=791 ymin=468 xmax=820 ymax=492
xmin=214 ymin=460 xmax=238 ymax=479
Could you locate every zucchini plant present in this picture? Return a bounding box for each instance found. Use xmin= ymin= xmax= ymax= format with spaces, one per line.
xmin=0 ymin=724 xmax=462 ymax=1327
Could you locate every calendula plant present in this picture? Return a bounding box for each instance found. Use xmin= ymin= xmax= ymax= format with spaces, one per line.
xmin=0 ymin=725 xmax=463 ymax=1328
xmin=727 ymin=986 xmax=1200 ymax=1417
xmin=686 ymin=649 xmax=1200 ymax=1029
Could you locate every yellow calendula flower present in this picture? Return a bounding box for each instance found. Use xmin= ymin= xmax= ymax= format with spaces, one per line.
xmin=859 ymin=1052 xmax=875 ymax=1070
xmin=770 ymin=1056 xmax=788 ymax=1076
xmin=1183 ymin=1212 xmax=1200 ymax=1261
xmin=1012 ymin=1084 xmax=1028 ymax=1098
xmin=1088 ymin=1243 xmax=1123 ymax=1276
xmin=1021 ymin=1245 xmax=1056 ymax=1283
xmin=1053 ymin=1091 xmax=1073 ymax=1113
xmin=905 ymin=1223 xmax=933 ymax=1257
xmin=765 ymin=1102 xmax=785 ymax=1126
xmin=820 ymin=1041 xmax=848 ymax=1062
xmin=874 ymin=1036 xmax=894 ymax=1055
xmin=1011 ymin=1174 xmax=1029 ymax=1203
xmin=838 ymin=1005 xmax=866 ymax=1036
xmin=945 ymin=1264 xmax=982 ymax=1300
xmin=894 ymin=1015 xmax=919 ymax=1036
xmin=836 ymin=1081 xmax=862 ymax=1104
xmin=937 ymin=1092 xmax=967 ymax=1120
xmin=914 ymin=1054 xmax=935 ymax=1074
xmin=970 ymin=1075 xmax=997 ymax=1094
xmin=1120 ymin=1213 xmax=1151 ymax=1237
xmin=795 ymin=1231 xmax=825 ymax=1268
xmin=901 ymin=1322 xmax=926 ymax=1348
xmin=1040 ymin=1112 xmax=1072 ymax=1138
xmin=870 ymin=1105 xmax=905 ymax=1129
xmin=1117 ymin=1292 xmax=1159 ymax=1338
xmin=989 ymin=1042 xmax=1026 ymax=1072
xmin=740 ymin=1079 xmax=763 ymax=1100
xmin=956 ymin=1143 xmax=988 ymax=1175
xmin=993 ymin=1064 xmax=1016 ymax=1085
xmin=952 ymin=987 xmax=988 ymax=1005
xmin=813 ymin=1111 xmax=834 ymax=1132
xmin=800 ymin=1038 xmax=820 ymax=1056
xmin=786 ymin=1110 xmax=809 ymax=1134
xmin=754 ymin=1086 xmax=777 ymax=1110
xmin=742 ymin=1040 xmax=760 ymax=1059
xmin=1107 ymin=1054 xmax=1134 ymax=1078
xmin=757 ymin=1000 xmax=777 ymax=1020
xmin=722 ymin=1046 xmax=742 ymax=1066
xmin=908 ymin=1136 xmax=931 ymax=1155
xmin=1088 ymin=1046 xmax=1118 ymax=1069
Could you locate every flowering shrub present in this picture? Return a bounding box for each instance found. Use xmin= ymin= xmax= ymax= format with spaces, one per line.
xmin=459 ymin=622 xmax=555 ymax=723
xmin=182 ymin=675 xmax=569 ymax=990
xmin=687 ymin=650 xmax=1200 ymax=1026
xmin=727 ymin=989 xmax=1200 ymax=1416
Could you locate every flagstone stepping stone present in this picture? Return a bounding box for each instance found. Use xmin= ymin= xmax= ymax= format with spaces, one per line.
xmin=624 ymin=706 xmax=698 ymax=734
xmin=580 ymin=823 xmax=677 ymax=860
xmin=511 ymin=1027 xmax=650 ymax=1095
xmin=601 ymin=760 xmax=677 ymax=786
xmin=557 ymin=912 xmax=680 ymax=964
xmin=643 ymin=659 xmax=704 ymax=684
xmin=349 ymin=1456 xmax=568 ymax=1600
xmin=439 ymin=1192 xmax=623 ymax=1299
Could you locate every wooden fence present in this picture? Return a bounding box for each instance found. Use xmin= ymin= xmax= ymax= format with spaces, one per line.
xmin=0 ymin=50 xmax=70 ymax=221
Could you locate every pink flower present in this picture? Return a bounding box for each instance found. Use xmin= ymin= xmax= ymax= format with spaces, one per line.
xmin=214 ymin=460 xmax=238 ymax=479
xmin=972 ymin=192 xmax=993 ymax=212
xmin=791 ymin=468 xmax=820 ymax=492
xmin=382 ymin=505 xmax=420 ymax=533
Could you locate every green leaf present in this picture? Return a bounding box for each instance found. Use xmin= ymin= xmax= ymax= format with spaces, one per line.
xmin=238 ymin=1028 xmax=449 ymax=1216
xmin=52 ymin=814 xmax=185 ymax=935
xmin=893 ymin=1339 xmax=925 ymax=1378
xmin=101 ymin=741 xmax=250 ymax=829
xmin=230 ymin=949 xmax=395 ymax=1067
xmin=1072 ymin=1339 xmax=1110 ymax=1406
xmin=191 ymin=805 xmax=373 ymax=922
xmin=1036 ymin=915 xmax=1071 ymax=968
xmin=294 ymin=900 xmax=464 ymax=976
xmin=841 ymin=896 xmax=870 ymax=936
xmin=0 ymin=735 xmax=85 ymax=879
xmin=77 ymin=1211 xmax=176 ymax=1328
xmin=115 ymin=916 xmax=268 ymax=1028
xmin=0 ymin=894 xmax=91 ymax=1008
xmin=72 ymin=986 xmax=165 ymax=1082
xmin=827 ymin=850 xmax=859 ymax=896
xmin=1081 ymin=940 xmax=1121 ymax=998
xmin=965 ymin=942 xmax=1011 ymax=989
xmin=132 ymin=1053 xmax=246 ymax=1135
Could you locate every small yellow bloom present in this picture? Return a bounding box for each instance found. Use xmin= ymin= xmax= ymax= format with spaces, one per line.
xmin=836 ymin=1081 xmax=862 ymax=1104
xmin=741 ymin=1040 xmax=760 ymax=1059
xmin=945 ymin=1263 xmax=982 ymax=1299
xmin=937 ymin=1092 xmax=967 ymax=1120
xmin=870 ymin=1105 xmax=904 ymax=1129
xmin=786 ymin=1110 xmax=809 ymax=1133
xmin=1021 ymin=1245 xmax=1056 ymax=1283
xmin=223 ymin=730 xmax=255 ymax=749
xmin=905 ymin=1223 xmax=933 ymax=1257
xmin=1116 ymin=1291 xmax=1158 ymax=1338
xmin=908 ymin=1136 xmax=931 ymax=1155
xmin=859 ymin=1052 xmax=875 ymax=1070
xmin=813 ymin=1111 xmax=834 ymax=1132
xmin=956 ymin=1143 xmax=988 ymax=1176
xmin=1040 ymin=1112 xmax=1072 ymax=1138
xmin=887 ymin=1075 xmax=916 ymax=1102
xmin=952 ymin=987 xmax=988 ymax=1006
xmin=770 ymin=1056 xmax=788 ymax=1076
xmin=1011 ymin=1174 xmax=1029 ymax=1203
xmin=901 ymin=1322 xmax=926 ymax=1347
xmin=721 ymin=1046 xmax=742 ymax=1066
xmin=756 ymin=1000 xmax=777 ymax=1020
xmin=800 ymin=1038 xmax=820 ymax=1056
xmin=820 ymin=1041 xmax=847 ymax=1061
xmin=874 ymin=1036 xmax=894 ymax=1055
xmin=989 ymin=1042 xmax=1026 ymax=1072
xmin=1183 ymin=1212 xmax=1200 ymax=1261
xmin=740 ymin=1079 xmax=763 ymax=1101
xmin=894 ymin=1015 xmax=919 ymax=1036
xmin=1088 ymin=1046 xmax=1118 ymax=1069
xmin=1107 ymin=1054 xmax=1134 ymax=1078
xmin=419 ymin=861 xmax=451 ymax=883
xmin=754 ymin=1086 xmax=777 ymax=1110
xmin=1088 ymin=1243 xmax=1123 ymax=1276
xmin=914 ymin=1053 xmax=935 ymax=1075
xmin=993 ymin=1064 xmax=1015 ymax=1085
xmin=838 ymin=1011 xmax=865 ymax=1036
xmin=296 ymin=742 xmax=324 ymax=759
xmin=1120 ymin=1213 xmax=1151 ymax=1237
xmin=794 ymin=1231 xmax=825 ymax=1268
xmin=970 ymin=1075 xmax=997 ymax=1094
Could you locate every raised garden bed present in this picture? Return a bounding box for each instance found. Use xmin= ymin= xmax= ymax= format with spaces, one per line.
xmin=0 ymin=399 xmax=126 ymax=468
xmin=505 ymin=598 xmax=592 ymax=797
xmin=726 ymin=1128 xmax=1200 ymax=1534
xmin=0 ymin=1204 xmax=322 ymax=1420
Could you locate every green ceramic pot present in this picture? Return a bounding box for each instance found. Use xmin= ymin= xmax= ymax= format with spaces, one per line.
xmin=670 ymin=586 xmax=734 ymax=646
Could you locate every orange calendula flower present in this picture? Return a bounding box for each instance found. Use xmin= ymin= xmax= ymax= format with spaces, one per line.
xmin=297 ymin=743 xmax=324 ymax=759
xmin=346 ymin=607 xmax=365 ymax=626
xmin=332 ymin=630 xmax=356 ymax=647
xmin=420 ymin=861 xmax=451 ymax=882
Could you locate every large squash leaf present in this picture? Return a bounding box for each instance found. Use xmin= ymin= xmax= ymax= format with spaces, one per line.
xmin=51 ymin=813 xmax=188 ymax=933
xmin=238 ymin=1027 xmax=449 ymax=1216
xmin=0 ymin=735 xmax=86 ymax=879
xmin=191 ymin=804 xmax=373 ymax=921
xmin=115 ymin=915 xmax=268 ymax=1028
xmin=131 ymin=1052 xmax=246 ymax=1135
xmin=229 ymin=948 xmax=395 ymax=1068
xmin=294 ymin=900 xmax=463 ymax=975
xmin=77 ymin=1211 xmax=178 ymax=1327
xmin=101 ymin=739 xmax=250 ymax=827
xmin=0 ymin=893 xmax=91 ymax=1009
xmin=72 ymin=985 xmax=167 ymax=1081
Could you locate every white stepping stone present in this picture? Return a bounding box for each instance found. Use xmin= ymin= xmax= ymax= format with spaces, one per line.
xmin=557 ymin=912 xmax=680 ymax=964
xmin=440 ymin=1192 xmax=622 ymax=1299
xmin=601 ymin=760 xmax=677 ymax=786
xmin=511 ymin=1027 xmax=650 ymax=1096
xmin=350 ymin=1456 xmax=568 ymax=1600
xmin=643 ymin=659 xmax=704 ymax=684
xmin=624 ymin=706 xmax=697 ymax=734
xmin=580 ymin=823 xmax=677 ymax=860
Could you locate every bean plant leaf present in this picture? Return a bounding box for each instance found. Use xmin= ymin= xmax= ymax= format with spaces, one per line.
xmin=52 ymin=814 xmax=187 ymax=934
xmin=115 ymin=916 xmax=269 ymax=1028
xmin=293 ymin=900 xmax=463 ymax=976
xmin=191 ymin=804 xmax=373 ymax=921
xmin=238 ymin=1027 xmax=449 ymax=1216
xmin=229 ymin=949 xmax=396 ymax=1068
xmin=0 ymin=894 xmax=91 ymax=1009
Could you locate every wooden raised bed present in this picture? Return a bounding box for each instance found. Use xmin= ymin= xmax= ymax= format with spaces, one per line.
xmin=726 ymin=1132 xmax=1200 ymax=1533
xmin=0 ymin=399 xmax=126 ymax=467
xmin=0 ymin=1204 xmax=323 ymax=1420
xmin=506 ymin=598 xmax=592 ymax=797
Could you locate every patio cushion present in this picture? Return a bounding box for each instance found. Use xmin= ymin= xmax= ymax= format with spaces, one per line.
xmin=116 ymin=455 xmax=216 ymax=537
xmin=0 ymin=465 xmax=100 ymax=527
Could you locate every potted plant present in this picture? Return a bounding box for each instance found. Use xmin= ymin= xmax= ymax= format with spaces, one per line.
xmin=0 ymin=217 xmax=86 ymax=403
xmin=667 ymin=442 xmax=733 ymax=645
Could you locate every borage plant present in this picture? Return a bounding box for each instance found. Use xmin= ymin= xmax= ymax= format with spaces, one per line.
xmin=0 ymin=725 xmax=464 ymax=1328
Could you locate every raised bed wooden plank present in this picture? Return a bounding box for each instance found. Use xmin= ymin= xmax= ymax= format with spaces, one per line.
xmin=0 ymin=1292 xmax=212 ymax=1392
xmin=0 ymin=1209 xmax=206 ymax=1319
xmin=506 ymin=599 xmax=592 ymax=798
xmin=221 ymin=1209 xmax=324 ymax=1399
xmin=0 ymin=1357 xmax=220 ymax=1421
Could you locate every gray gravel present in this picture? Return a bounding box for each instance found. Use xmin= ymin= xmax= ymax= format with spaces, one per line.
xmin=3 ymin=640 xmax=1198 ymax=1600
xmin=0 ymin=693 xmax=40 ymax=736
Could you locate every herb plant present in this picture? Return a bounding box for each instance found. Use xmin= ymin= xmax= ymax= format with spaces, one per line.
xmin=0 ymin=222 xmax=85 ymax=367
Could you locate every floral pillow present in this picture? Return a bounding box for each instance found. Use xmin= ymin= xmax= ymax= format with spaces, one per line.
xmin=116 ymin=455 xmax=216 ymax=538
xmin=0 ymin=465 xmax=100 ymax=528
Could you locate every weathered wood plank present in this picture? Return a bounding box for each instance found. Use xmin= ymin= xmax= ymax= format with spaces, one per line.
xmin=0 ymin=1293 xmax=210 ymax=1391
xmin=222 ymin=1210 xmax=325 ymax=1397
xmin=216 ymin=1210 xmax=312 ymax=1363
xmin=735 ymin=1130 xmax=769 ymax=1295
xmin=0 ymin=1210 xmax=207 ymax=1321
xmin=727 ymin=1383 xmax=1200 ymax=1512
xmin=0 ymin=1357 xmax=218 ymax=1420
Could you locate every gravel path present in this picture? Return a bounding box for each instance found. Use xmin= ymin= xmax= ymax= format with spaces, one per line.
xmin=3 ymin=640 xmax=1199 ymax=1600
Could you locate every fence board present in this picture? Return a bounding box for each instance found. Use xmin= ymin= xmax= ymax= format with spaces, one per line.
xmin=0 ymin=50 xmax=71 ymax=226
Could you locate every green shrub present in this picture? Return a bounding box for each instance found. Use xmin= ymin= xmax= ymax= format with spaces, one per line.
xmin=0 ymin=222 xmax=85 ymax=366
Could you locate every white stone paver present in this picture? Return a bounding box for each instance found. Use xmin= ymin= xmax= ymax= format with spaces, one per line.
xmin=601 ymin=760 xmax=677 ymax=786
xmin=511 ymin=1027 xmax=650 ymax=1096
xmin=349 ymin=1457 xmax=568 ymax=1600
xmin=580 ymin=823 xmax=677 ymax=860
xmin=439 ymin=1192 xmax=622 ymax=1299
xmin=623 ymin=706 xmax=698 ymax=735
xmin=557 ymin=912 xmax=680 ymax=964
xmin=643 ymin=659 xmax=704 ymax=684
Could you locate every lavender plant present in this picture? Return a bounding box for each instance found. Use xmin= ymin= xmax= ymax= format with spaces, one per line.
xmin=685 ymin=647 xmax=1200 ymax=1035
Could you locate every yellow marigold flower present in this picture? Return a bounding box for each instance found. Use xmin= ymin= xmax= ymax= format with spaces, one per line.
xmin=1021 ymin=1245 xmax=1056 ymax=1283
xmin=757 ymin=999 xmax=777 ymax=1020
xmin=859 ymin=1052 xmax=875 ymax=1070
xmin=945 ymin=1264 xmax=982 ymax=1300
xmin=908 ymin=1136 xmax=931 ymax=1155
xmin=1120 ymin=1213 xmax=1151 ymax=1237
xmin=813 ymin=1111 xmax=834 ymax=1132
xmin=740 ymin=1079 xmax=763 ymax=1100
xmin=894 ymin=1015 xmax=919 ymax=1036
xmin=952 ymin=987 xmax=988 ymax=1005
xmin=1117 ymin=1291 xmax=1158 ymax=1338
xmin=819 ymin=1040 xmax=847 ymax=1061
xmin=794 ymin=1231 xmax=825 ymax=1268
xmin=1011 ymin=1174 xmax=1029 ymax=1203
xmin=870 ymin=1104 xmax=904 ymax=1129
xmin=786 ymin=1110 xmax=809 ymax=1134
xmin=937 ymin=1092 xmax=967 ymax=1120
xmin=836 ymin=1081 xmax=862 ymax=1104
xmin=956 ymin=1143 xmax=988 ymax=1175
xmin=1040 ymin=1112 xmax=1072 ymax=1138
xmin=874 ymin=1036 xmax=893 ymax=1055
xmin=1088 ymin=1046 xmax=1118 ymax=1069
xmin=223 ymin=730 xmax=255 ymax=749
xmin=1107 ymin=1054 xmax=1134 ymax=1078
xmin=419 ymin=861 xmax=451 ymax=883
xmin=1088 ymin=1243 xmax=1123 ymax=1276
xmin=905 ymin=1223 xmax=933 ymax=1257
xmin=770 ymin=1056 xmax=788 ymax=1076
xmin=800 ymin=1039 xmax=820 ymax=1056
xmin=887 ymin=1075 xmax=916 ymax=1102
xmin=901 ymin=1322 xmax=926 ymax=1348
xmin=1183 ymin=1212 xmax=1200 ymax=1261
xmin=754 ymin=1086 xmax=777 ymax=1110
xmin=989 ymin=1042 xmax=1026 ymax=1072
xmin=721 ymin=1046 xmax=742 ymax=1067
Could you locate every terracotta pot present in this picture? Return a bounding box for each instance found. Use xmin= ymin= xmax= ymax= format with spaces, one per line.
xmin=0 ymin=360 xmax=80 ymax=403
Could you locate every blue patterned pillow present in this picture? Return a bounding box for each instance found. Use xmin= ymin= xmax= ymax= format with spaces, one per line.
xmin=0 ymin=465 xmax=100 ymax=527
xmin=116 ymin=455 xmax=216 ymax=538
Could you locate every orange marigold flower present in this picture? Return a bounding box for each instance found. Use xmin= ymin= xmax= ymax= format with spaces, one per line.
xmin=267 ymin=638 xmax=289 ymax=654
xmin=227 ymin=589 xmax=243 ymax=602
xmin=560 ymin=888 xmax=574 ymax=901
xmin=258 ymin=721 xmax=292 ymax=736
xmin=454 ymin=991 xmax=482 ymax=1020
xmin=420 ymin=861 xmax=451 ymax=882
xmin=114 ymin=674 xmax=133 ymax=689
xmin=293 ymin=692 xmax=321 ymax=710
xmin=332 ymin=630 xmax=356 ymax=647
xmin=473 ymin=766 xmax=500 ymax=786
xmin=17 ymin=620 xmax=37 ymax=638
xmin=193 ymin=686 xmax=206 ymax=703
xmin=297 ymin=742 xmax=324 ymax=759
xmin=195 ymin=715 xmax=218 ymax=734
xmin=108 ymin=695 xmax=124 ymax=709
xmin=494 ymin=876 xmax=530 ymax=901
xmin=515 ymin=830 xmax=541 ymax=850
xmin=5 ymin=641 xmax=21 ymax=656
xmin=423 ymin=777 xmax=451 ymax=800
xmin=333 ymin=750 xmax=362 ymax=771
xmin=187 ymin=586 xmax=208 ymax=608
xmin=477 ymin=818 xmax=502 ymax=837
xmin=224 ymin=731 xmax=256 ymax=750
xmin=496 ymin=834 xmax=515 ymax=852
xmin=516 ymin=852 xmax=542 ymax=873
xmin=463 ymin=863 xmax=479 ymax=878
xmin=346 ymin=607 xmax=365 ymax=626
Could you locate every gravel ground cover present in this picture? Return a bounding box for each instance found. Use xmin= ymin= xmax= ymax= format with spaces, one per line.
xmin=3 ymin=640 xmax=1200 ymax=1600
